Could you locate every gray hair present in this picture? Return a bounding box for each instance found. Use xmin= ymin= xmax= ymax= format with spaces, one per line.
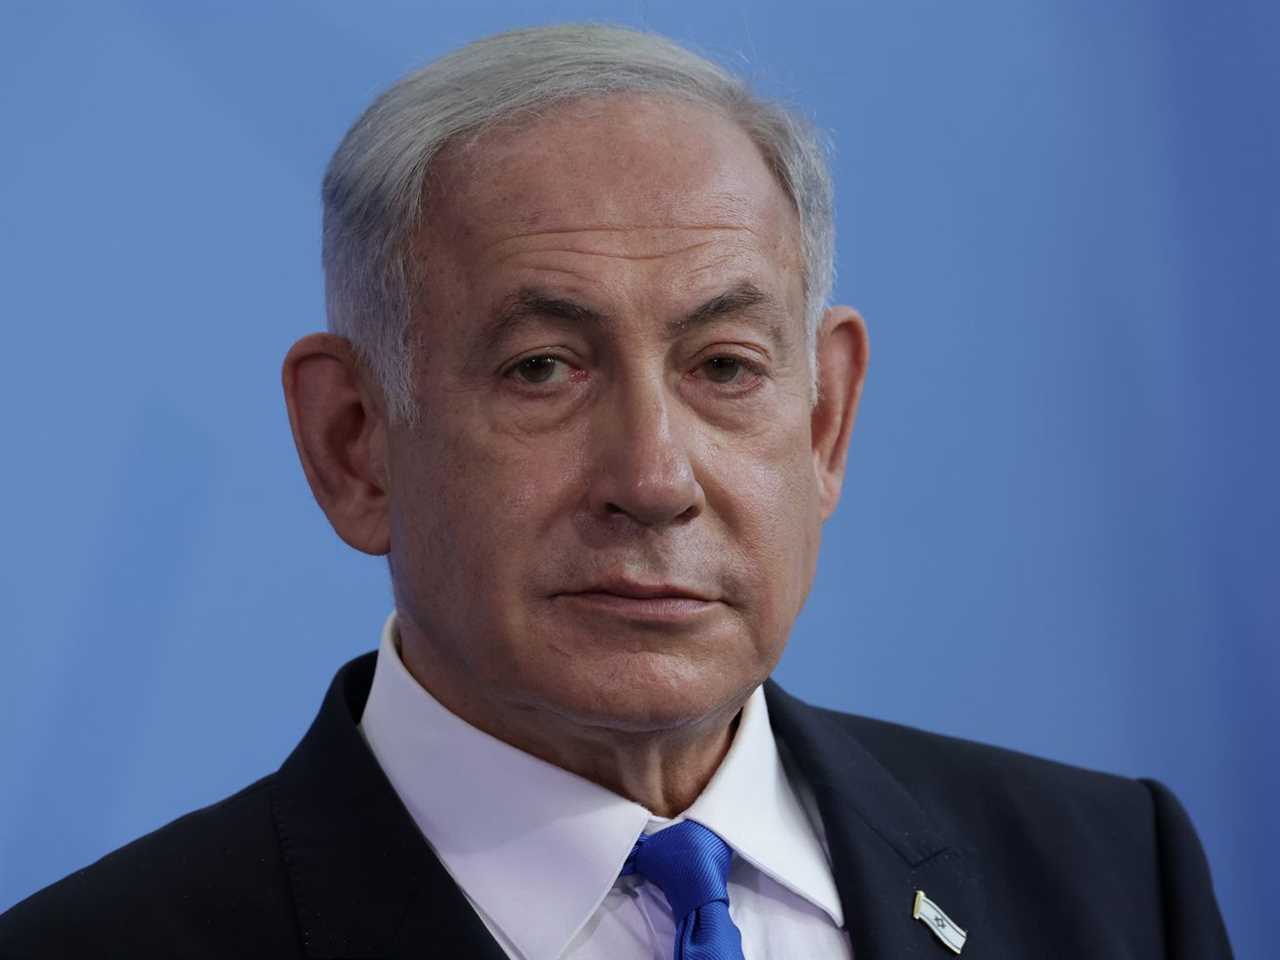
xmin=322 ymin=23 xmax=835 ymax=422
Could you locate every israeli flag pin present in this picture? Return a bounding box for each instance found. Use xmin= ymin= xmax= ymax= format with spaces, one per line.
xmin=912 ymin=889 xmax=967 ymax=954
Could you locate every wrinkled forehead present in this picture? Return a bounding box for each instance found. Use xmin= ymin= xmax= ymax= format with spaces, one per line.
xmin=419 ymin=94 xmax=803 ymax=272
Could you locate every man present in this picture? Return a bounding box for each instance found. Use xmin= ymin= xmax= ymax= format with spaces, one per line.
xmin=0 ymin=23 xmax=1231 ymax=959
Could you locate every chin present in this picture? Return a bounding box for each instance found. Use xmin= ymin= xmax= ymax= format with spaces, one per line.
xmin=538 ymin=653 xmax=760 ymax=735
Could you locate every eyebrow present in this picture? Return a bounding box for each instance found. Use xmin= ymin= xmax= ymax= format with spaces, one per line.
xmin=477 ymin=280 xmax=789 ymax=356
xmin=677 ymin=282 xmax=776 ymax=335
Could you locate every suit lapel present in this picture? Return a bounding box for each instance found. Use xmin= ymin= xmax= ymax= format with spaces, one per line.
xmin=765 ymin=682 xmax=986 ymax=958
xmin=270 ymin=654 xmax=507 ymax=960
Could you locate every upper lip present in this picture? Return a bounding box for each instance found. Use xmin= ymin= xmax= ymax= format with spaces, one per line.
xmin=565 ymin=580 xmax=715 ymax=602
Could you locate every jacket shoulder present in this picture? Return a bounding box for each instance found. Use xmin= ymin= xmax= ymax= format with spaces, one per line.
xmin=779 ymin=696 xmax=1232 ymax=957
xmin=816 ymin=704 xmax=1168 ymax=866
xmin=829 ymin=705 xmax=1155 ymax=819
xmin=0 ymin=775 xmax=300 ymax=959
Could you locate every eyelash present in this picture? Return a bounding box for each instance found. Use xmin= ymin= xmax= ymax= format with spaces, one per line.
xmin=695 ymin=355 xmax=767 ymax=389
xmin=506 ymin=354 xmax=574 ymax=386
xmin=502 ymin=353 xmax=767 ymax=393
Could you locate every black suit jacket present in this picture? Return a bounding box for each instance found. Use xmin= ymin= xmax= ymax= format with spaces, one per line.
xmin=0 ymin=653 xmax=1232 ymax=958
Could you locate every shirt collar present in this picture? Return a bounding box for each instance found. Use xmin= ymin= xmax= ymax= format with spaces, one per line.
xmin=681 ymin=673 xmax=845 ymax=928
xmin=360 ymin=612 xmax=842 ymax=960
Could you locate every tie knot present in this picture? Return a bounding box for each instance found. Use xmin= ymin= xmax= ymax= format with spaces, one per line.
xmin=624 ymin=820 xmax=735 ymax=921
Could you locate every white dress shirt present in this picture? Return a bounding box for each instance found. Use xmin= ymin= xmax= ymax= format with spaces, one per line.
xmin=360 ymin=613 xmax=854 ymax=960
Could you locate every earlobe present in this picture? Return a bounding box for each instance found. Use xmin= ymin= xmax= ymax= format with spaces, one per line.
xmin=810 ymin=306 xmax=869 ymax=519
xmin=282 ymin=333 xmax=392 ymax=555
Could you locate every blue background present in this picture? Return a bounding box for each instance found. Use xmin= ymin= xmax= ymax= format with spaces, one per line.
xmin=1 ymin=1 xmax=1275 ymax=955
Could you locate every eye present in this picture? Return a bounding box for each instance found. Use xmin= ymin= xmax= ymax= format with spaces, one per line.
xmin=510 ymin=355 xmax=570 ymax=385
xmin=698 ymin=355 xmax=762 ymax=387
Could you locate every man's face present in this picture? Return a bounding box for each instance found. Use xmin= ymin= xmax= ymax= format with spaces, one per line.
xmin=386 ymin=95 xmax=826 ymax=737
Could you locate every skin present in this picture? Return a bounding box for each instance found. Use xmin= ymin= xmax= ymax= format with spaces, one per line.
xmin=283 ymin=94 xmax=869 ymax=816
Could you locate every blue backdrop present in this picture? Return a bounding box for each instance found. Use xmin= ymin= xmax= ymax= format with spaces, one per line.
xmin=1 ymin=2 xmax=1275 ymax=955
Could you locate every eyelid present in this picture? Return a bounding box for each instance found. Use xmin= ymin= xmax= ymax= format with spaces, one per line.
xmin=690 ymin=352 xmax=770 ymax=392
xmin=694 ymin=335 xmax=771 ymax=360
xmin=693 ymin=344 xmax=770 ymax=372
xmin=500 ymin=350 xmax=589 ymax=393
xmin=500 ymin=348 xmax=576 ymax=375
xmin=708 ymin=352 xmax=766 ymax=371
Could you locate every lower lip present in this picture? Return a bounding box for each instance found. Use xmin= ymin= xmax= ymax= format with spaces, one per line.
xmin=557 ymin=592 xmax=718 ymax=622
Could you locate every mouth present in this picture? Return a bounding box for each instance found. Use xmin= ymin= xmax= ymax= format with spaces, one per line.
xmin=555 ymin=581 xmax=720 ymax=623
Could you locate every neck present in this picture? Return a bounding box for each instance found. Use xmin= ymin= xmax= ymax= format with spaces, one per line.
xmin=397 ymin=637 xmax=743 ymax=818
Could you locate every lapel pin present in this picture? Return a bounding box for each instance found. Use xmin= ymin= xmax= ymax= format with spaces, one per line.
xmin=913 ymin=889 xmax=967 ymax=954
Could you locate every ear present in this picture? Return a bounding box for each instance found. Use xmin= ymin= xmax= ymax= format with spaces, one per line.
xmin=282 ymin=333 xmax=391 ymax=555
xmin=811 ymin=306 xmax=870 ymax=520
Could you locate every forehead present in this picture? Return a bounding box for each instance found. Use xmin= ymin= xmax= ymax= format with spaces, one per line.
xmin=419 ymin=94 xmax=803 ymax=287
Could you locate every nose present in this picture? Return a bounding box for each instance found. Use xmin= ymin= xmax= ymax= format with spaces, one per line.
xmin=588 ymin=373 xmax=704 ymax=528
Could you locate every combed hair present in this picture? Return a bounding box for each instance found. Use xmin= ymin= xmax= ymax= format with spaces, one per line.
xmin=322 ymin=23 xmax=835 ymax=421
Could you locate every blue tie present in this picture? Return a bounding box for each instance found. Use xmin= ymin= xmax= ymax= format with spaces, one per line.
xmin=622 ymin=820 xmax=746 ymax=960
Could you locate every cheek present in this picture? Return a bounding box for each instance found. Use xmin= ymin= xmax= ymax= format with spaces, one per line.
xmin=710 ymin=422 xmax=821 ymax=630
xmin=392 ymin=417 xmax=588 ymax=598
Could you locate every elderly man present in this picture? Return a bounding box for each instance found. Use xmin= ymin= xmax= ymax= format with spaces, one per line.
xmin=0 ymin=23 xmax=1230 ymax=960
